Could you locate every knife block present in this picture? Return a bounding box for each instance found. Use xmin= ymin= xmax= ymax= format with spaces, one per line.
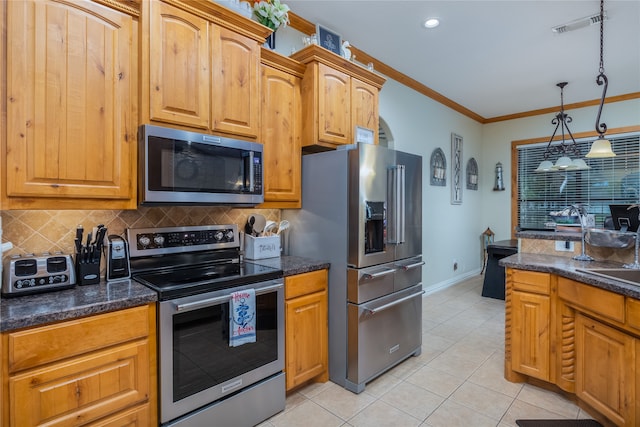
xmin=75 ymin=255 xmax=100 ymax=285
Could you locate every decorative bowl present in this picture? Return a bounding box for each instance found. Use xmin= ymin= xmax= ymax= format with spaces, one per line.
xmin=585 ymin=228 xmax=636 ymax=248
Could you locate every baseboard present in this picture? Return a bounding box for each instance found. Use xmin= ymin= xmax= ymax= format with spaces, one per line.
xmin=423 ymin=268 xmax=482 ymax=296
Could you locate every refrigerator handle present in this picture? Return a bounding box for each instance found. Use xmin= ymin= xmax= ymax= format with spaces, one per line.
xmin=388 ymin=165 xmax=405 ymax=244
xmin=399 ymin=164 xmax=406 ymax=244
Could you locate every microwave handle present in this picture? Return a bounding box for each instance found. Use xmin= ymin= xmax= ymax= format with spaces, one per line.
xmin=173 ymin=282 xmax=283 ymax=313
xmin=247 ymin=151 xmax=255 ymax=192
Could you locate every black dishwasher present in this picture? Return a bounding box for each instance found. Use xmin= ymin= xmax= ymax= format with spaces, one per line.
xmin=482 ymin=239 xmax=518 ymax=300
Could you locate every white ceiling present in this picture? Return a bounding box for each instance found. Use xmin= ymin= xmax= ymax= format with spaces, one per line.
xmin=285 ymin=0 xmax=640 ymax=120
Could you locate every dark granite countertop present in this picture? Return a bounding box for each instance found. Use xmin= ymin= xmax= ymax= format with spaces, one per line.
xmin=0 ymin=256 xmax=330 ymax=333
xmin=0 ymin=279 xmax=157 ymax=332
xmin=249 ymin=255 xmax=330 ymax=276
xmin=500 ymin=252 xmax=640 ymax=299
xmin=516 ymin=230 xmax=582 ymax=241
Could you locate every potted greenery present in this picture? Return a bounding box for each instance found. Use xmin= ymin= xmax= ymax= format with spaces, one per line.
xmin=253 ymin=0 xmax=290 ymax=49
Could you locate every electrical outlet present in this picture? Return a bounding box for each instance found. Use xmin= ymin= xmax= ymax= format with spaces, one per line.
xmin=555 ymin=240 xmax=574 ymax=252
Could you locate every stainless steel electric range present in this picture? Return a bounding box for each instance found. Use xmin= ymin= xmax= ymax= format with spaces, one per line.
xmin=127 ymin=224 xmax=285 ymax=427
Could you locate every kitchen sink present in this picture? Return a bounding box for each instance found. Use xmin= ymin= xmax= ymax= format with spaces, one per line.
xmin=576 ymin=267 xmax=640 ymax=287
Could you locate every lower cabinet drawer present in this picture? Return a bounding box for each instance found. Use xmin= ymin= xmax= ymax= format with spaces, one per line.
xmin=510 ymin=269 xmax=551 ymax=295
xmin=286 ymin=269 xmax=327 ymax=300
xmin=86 ymin=404 xmax=150 ymax=427
xmin=558 ymin=277 xmax=625 ymax=324
xmin=7 ymin=305 xmax=150 ymax=373
xmin=9 ymin=341 xmax=149 ymax=427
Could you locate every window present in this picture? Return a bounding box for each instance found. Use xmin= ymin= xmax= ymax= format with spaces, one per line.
xmin=517 ymin=133 xmax=640 ymax=230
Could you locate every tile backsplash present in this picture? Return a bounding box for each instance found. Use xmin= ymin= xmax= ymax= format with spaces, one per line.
xmin=1 ymin=207 xmax=280 ymax=257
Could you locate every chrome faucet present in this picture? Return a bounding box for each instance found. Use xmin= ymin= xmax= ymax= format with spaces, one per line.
xmin=623 ymin=204 xmax=640 ymax=269
xmin=570 ymin=204 xmax=594 ymax=262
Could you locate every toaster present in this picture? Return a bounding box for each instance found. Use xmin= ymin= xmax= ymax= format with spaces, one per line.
xmin=2 ymin=253 xmax=76 ymax=297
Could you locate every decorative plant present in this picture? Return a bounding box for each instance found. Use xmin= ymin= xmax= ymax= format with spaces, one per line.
xmin=253 ymin=0 xmax=290 ymax=31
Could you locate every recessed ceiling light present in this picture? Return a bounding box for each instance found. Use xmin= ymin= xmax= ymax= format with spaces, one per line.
xmin=424 ymin=18 xmax=440 ymax=29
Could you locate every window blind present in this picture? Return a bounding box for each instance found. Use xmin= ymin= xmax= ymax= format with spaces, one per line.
xmin=517 ymin=133 xmax=640 ymax=230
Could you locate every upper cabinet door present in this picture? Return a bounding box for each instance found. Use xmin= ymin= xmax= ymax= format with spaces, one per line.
xmin=260 ymin=61 xmax=302 ymax=207
xmin=211 ymin=26 xmax=260 ymax=139
xmin=5 ymin=0 xmax=136 ymax=206
xmin=351 ymin=78 xmax=379 ymax=144
xmin=148 ymin=1 xmax=210 ymax=129
xmin=317 ymin=63 xmax=350 ymax=146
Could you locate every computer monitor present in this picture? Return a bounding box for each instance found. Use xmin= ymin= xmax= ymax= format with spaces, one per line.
xmin=609 ymin=204 xmax=640 ymax=232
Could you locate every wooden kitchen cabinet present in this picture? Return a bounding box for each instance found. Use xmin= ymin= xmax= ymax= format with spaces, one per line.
xmin=148 ymin=0 xmax=210 ymax=129
xmin=285 ymin=269 xmax=328 ymax=391
xmin=506 ymin=268 xmax=640 ymax=426
xmin=351 ymin=78 xmax=380 ymax=144
xmin=2 ymin=0 xmax=138 ymax=209
xmin=290 ymin=45 xmax=385 ymax=152
xmin=506 ymin=269 xmax=552 ymax=382
xmin=575 ymin=313 xmax=635 ymax=426
xmin=1 ymin=304 xmax=157 ymax=426
xmin=259 ymin=49 xmax=305 ymax=208
xmin=142 ymin=0 xmax=268 ymax=139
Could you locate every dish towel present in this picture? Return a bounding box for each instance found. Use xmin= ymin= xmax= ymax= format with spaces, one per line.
xmin=229 ymin=288 xmax=256 ymax=347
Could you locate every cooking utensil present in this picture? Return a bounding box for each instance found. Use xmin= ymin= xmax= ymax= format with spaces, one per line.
xmin=263 ymin=221 xmax=277 ymax=236
xmin=276 ymin=220 xmax=289 ymax=235
xmin=252 ymin=214 xmax=266 ymax=236
xmin=245 ymin=216 xmax=255 ymax=236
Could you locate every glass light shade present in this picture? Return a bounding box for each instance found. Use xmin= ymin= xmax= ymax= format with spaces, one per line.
xmin=585 ymin=136 xmax=616 ymax=158
xmin=535 ymin=160 xmax=554 ymax=172
xmin=569 ymin=158 xmax=590 ymax=170
xmin=552 ymin=156 xmax=573 ymax=170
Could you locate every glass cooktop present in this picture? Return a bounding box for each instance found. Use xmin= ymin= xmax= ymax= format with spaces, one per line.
xmin=133 ymin=260 xmax=282 ymax=300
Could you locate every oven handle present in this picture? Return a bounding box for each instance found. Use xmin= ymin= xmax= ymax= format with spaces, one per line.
xmin=362 ymin=287 xmax=424 ymax=315
xmin=174 ymin=282 xmax=283 ymax=313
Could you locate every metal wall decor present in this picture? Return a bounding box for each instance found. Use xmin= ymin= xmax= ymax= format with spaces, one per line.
xmin=430 ymin=147 xmax=446 ymax=186
xmin=466 ymin=158 xmax=478 ymax=190
xmin=451 ymin=133 xmax=463 ymax=204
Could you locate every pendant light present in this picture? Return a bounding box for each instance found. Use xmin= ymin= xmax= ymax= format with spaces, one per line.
xmin=586 ymin=0 xmax=615 ymax=158
xmin=535 ymin=82 xmax=588 ymax=172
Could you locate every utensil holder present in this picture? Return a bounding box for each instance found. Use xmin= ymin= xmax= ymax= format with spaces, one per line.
xmin=75 ymin=255 xmax=100 ymax=285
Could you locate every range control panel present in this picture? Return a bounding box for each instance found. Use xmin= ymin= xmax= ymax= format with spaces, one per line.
xmin=126 ymin=225 xmax=239 ymax=258
xmin=3 ymin=253 xmax=76 ymax=296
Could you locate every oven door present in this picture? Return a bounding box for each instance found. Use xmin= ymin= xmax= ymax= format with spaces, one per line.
xmin=158 ymin=279 xmax=284 ymax=424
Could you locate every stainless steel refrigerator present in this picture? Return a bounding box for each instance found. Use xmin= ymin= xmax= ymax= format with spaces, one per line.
xmin=283 ymin=143 xmax=423 ymax=393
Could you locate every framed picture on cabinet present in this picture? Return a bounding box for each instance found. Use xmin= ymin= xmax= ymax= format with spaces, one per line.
xmin=316 ymin=24 xmax=342 ymax=55
xmin=451 ymin=133 xmax=463 ymax=204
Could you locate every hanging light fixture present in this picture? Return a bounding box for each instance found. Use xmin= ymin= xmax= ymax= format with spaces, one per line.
xmin=535 ymin=82 xmax=589 ymax=172
xmin=586 ymin=0 xmax=616 ymax=158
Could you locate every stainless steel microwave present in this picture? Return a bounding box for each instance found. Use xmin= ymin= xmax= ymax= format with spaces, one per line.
xmin=138 ymin=125 xmax=264 ymax=206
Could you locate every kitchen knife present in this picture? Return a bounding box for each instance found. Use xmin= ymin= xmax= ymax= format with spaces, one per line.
xmin=75 ymin=225 xmax=84 ymax=254
xmin=95 ymin=226 xmax=108 ymax=258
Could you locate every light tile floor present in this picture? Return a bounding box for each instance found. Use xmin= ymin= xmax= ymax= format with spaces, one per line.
xmin=261 ymin=275 xmax=596 ymax=427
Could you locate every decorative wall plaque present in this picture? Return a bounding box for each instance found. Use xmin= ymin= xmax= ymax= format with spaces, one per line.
xmin=451 ymin=133 xmax=463 ymax=204
xmin=430 ymin=148 xmax=446 ymax=186
xmin=466 ymin=157 xmax=478 ymax=190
